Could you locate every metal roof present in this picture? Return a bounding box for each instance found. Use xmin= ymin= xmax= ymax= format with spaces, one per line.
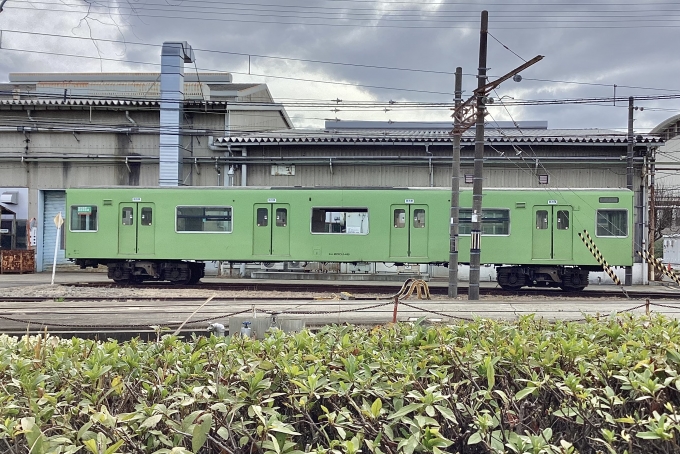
xmin=215 ymin=127 xmax=663 ymax=145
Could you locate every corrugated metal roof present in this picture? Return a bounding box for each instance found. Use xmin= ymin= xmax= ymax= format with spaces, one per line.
xmin=0 ymin=99 xmax=256 ymax=107
xmin=215 ymin=128 xmax=663 ymax=144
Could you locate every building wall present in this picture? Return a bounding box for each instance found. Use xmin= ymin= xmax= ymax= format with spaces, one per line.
xmin=237 ymin=143 xmax=633 ymax=189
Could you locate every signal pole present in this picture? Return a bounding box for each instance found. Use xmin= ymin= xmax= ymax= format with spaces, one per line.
xmin=449 ymin=67 xmax=463 ymax=298
xmin=468 ymin=11 xmax=489 ymax=301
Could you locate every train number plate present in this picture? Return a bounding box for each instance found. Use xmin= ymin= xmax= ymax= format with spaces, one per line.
xmin=405 ymin=199 xmax=414 ymax=204
xmin=548 ymin=199 xmax=558 ymax=205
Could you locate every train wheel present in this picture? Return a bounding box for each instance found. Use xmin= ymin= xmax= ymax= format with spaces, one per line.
xmin=498 ymin=268 xmax=526 ymax=291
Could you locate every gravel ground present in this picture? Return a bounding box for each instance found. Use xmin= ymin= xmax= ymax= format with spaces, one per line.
xmin=0 ymin=283 xmax=607 ymax=302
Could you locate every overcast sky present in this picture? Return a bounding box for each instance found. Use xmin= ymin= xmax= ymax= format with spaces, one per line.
xmin=1 ymin=0 xmax=679 ymax=133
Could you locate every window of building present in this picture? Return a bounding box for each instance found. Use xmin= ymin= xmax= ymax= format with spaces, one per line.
xmin=176 ymin=206 xmax=232 ymax=232
xmin=459 ymin=209 xmax=510 ymax=235
xmin=70 ymin=205 xmax=98 ymax=232
xmin=596 ymin=210 xmax=628 ymax=237
xmin=311 ymin=208 xmax=369 ymax=234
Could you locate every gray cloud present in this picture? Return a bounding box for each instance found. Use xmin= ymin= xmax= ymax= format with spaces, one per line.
xmin=0 ymin=0 xmax=677 ymax=132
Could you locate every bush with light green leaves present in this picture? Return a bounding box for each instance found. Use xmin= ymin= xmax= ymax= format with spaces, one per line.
xmin=2 ymin=314 xmax=680 ymax=453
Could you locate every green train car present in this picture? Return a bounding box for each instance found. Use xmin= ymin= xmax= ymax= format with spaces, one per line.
xmin=65 ymin=187 xmax=634 ymax=290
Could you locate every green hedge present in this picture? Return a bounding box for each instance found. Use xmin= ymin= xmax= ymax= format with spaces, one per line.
xmin=1 ymin=314 xmax=680 ymax=453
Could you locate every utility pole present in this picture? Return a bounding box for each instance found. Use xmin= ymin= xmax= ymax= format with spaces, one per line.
xmin=649 ymin=146 xmax=656 ymax=281
xmin=468 ymin=10 xmax=489 ymax=301
xmin=449 ymin=67 xmax=463 ymax=298
xmin=448 ymin=13 xmax=542 ymax=300
xmin=626 ymin=97 xmax=634 ymax=286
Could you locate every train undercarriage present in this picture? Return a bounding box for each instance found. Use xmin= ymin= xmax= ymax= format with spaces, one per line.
xmin=496 ymin=265 xmax=591 ymax=292
xmin=76 ymin=260 xmax=205 ymax=285
xmin=76 ymin=259 xmax=592 ymax=291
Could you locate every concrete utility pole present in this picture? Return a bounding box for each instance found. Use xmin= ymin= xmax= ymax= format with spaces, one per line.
xmin=626 ymin=96 xmax=634 ymax=286
xmin=449 ymin=67 xmax=463 ymax=298
xmin=468 ymin=11 xmax=489 ymax=301
xmin=649 ymin=146 xmax=656 ymax=281
xmin=448 ymin=14 xmax=542 ymax=299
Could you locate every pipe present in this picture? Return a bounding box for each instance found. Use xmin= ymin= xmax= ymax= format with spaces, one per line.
xmin=27 ymin=110 xmax=35 ymax=121
xmin=241 ymin=147 xmax=247 ymax=187
xmin=125 ymin=111 xmax=137 ymax=126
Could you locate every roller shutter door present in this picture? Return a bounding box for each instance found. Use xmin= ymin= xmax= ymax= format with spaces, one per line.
xmin=42 ymin=190 xmax=67 ymax=269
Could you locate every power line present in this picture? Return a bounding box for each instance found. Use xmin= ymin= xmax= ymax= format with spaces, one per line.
xmin=9 ymin=3 xmax=680 ymax=28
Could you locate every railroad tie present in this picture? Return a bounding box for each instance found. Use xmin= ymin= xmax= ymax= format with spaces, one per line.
xmin=578 ymin=230 xmax=621 ymax=286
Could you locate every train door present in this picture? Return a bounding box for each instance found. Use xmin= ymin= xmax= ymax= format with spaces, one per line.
xmin=389 ymin=204 xmax=428 ymax=260
xmin=118 ymin=202 xmax=155 ymax=255
xmin=531 ymin=205 xmax=572 ymax=260
xmin=253 ymin=203 xmax=290 ymax=257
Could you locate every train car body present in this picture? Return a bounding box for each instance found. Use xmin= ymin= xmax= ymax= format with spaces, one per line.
xmin=65 ymin=187 xmax=633 ymax=290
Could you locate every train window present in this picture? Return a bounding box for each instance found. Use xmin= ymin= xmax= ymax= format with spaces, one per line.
xmin=122 ymin=207 xmax=133 ymax=226
xmin=257 ymin=208 xmax=268 ymax=227
xmin=394 ymin=209 xmax=406 ymax=228
xmin=536 ymin=210 xmax=548 ymax=230
xmin=413 ymin=209 xmax=426 ymax=228
xmin=311 ymin=208 xmax=369 ymax=234
xmin=176 ymin=206 xmax=232 ymax=233
xmin=69 ymin=205 xmax=98 ymax=232
xmin=459 ymin=209 xmax=510 ymax=235
xmin=557 ymin=210 xmax=569 ymax=230
xmin=276 ymin=208 xmax=287 ymax=227
xmin=596 ymin=210 xmax=628 ymax=237
xmin=141 ymin=208 xmax=152 ymax=226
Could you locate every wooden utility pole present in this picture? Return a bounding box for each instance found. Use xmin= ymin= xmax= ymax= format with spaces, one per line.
xmin=449 ymin=67 xmax=463 ymax=298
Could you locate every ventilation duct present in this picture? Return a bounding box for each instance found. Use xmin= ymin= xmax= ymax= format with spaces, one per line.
xmin=159 ymin=41 xmax=194 ymax=186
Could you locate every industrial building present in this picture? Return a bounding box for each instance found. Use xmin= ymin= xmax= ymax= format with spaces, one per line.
xmin=0 ymin=65 xmax=292 ymax=270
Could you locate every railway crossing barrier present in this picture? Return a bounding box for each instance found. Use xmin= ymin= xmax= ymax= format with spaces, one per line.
xmin=639 ymin=250 xmax=680 ymax=286
xmin=578 ymin=230 xmax=621 ymax=285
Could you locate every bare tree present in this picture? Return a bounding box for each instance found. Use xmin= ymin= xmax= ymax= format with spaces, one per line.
xmin=653 ymin=185 xmax=680 ymax=243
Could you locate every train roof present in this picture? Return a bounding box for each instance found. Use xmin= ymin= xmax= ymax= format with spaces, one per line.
xmin=66 ymin=186 xmax=633 ymax=192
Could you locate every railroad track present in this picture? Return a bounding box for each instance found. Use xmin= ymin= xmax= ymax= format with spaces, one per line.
xmin=62 ymin=281 xmax=679 ymax=300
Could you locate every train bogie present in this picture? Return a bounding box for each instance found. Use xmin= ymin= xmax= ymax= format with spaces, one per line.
xmin=65 ymin=187 xmax=634 ymax=289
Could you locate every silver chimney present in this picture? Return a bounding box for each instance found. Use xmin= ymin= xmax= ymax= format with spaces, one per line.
xmin=159 ymin=41 xmax=194 ymax=186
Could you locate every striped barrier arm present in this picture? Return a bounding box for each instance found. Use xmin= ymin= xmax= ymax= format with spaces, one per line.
xmin=638 ymin=250 xmax=680 ymax=286
xmin=578 ymin=230 xmax=622 ymax=286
